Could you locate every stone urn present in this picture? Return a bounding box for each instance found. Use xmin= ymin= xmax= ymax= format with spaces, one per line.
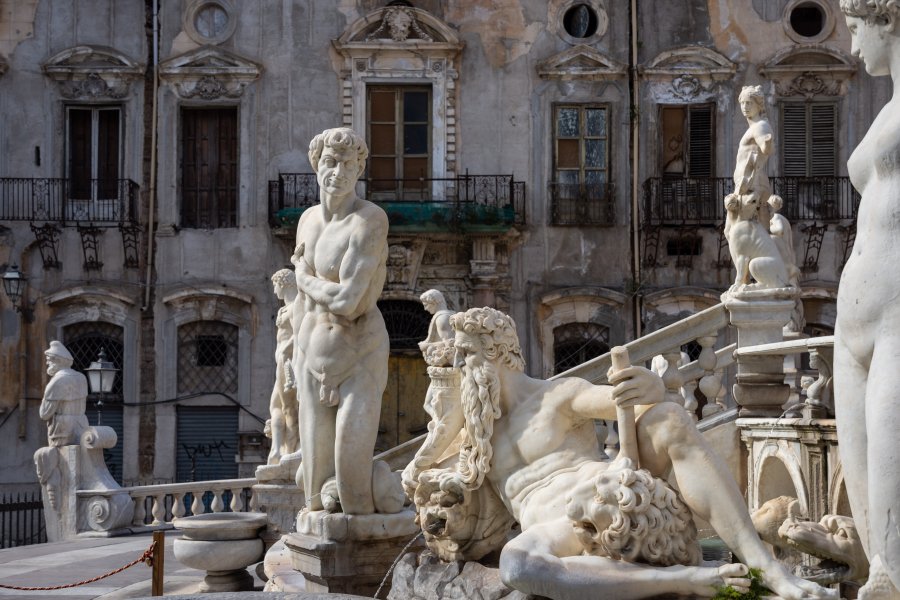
xmin=173 ymin=512 xmax=268 ymax=592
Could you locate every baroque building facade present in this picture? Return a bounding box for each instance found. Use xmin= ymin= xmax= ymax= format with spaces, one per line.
xmin=0 ymin=0 xmax=883 ymax=490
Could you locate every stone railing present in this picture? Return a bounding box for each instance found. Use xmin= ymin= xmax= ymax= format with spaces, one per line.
xmin=118 ymin=478 xmax=258 ymax=527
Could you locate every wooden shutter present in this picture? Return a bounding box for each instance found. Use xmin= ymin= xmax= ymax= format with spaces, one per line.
xmin=181 ymin=108 xmax=237 ymax=228
xmin=781 ymin=102 xmax=836 ymax=177
xmin=781 ymin=103 xmax=808 ymax=177
xmin=97 ymin=109 xmax=120 ymax=199
xmin=68 ymin=108 xmax=92 ymax=200
xmin=810 ymin=103 xmax=836 ymax=176
xmin=687 ymin=105 xmax=713 ymax=178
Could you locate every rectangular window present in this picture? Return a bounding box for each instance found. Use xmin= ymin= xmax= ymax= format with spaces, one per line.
xmin=781 ymin=102 xmax=837 ymax=177
xmin=181 ymin=107 xmax=238 ymax=228
xmin=659 ymin=104 xmax=714 ymax=177
xmin=550 ymin=104 xmax=611 ymax=224
xmin=66 ymin=106 xmax=121 ymax=201
xmin=367 ymin=86 xmax=431 ymax=200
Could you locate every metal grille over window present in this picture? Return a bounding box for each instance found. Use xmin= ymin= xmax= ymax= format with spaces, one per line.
xmin=553 ymin=322 xmax=610 ymax=375
xmin=377 ymin=300 xmax=431 ymax=352
xmin=177 ymin=321 xmax=238 ymax=394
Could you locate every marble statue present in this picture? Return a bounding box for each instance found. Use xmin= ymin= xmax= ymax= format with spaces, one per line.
xmin=290 ymin=127 xmax=393 ymax=515
xmin=834 ymin=1 xmax=900 ymax=597
xmin=724 ymin=191 xmax=790 ymax=290
xmin=768 ymin=195 xmax=805 ymax=331
xmin=734 ymin=85 xmax=774 ymax=230
xmin=38 ymin=341 xmax=89 ymax=447
xmin=265 ymin=268 xmax=300 ymax=467
xmin=401 ymin=290 xmax=462 ymax=499
xmin=410 ymin=307 xmax=834 ymax=600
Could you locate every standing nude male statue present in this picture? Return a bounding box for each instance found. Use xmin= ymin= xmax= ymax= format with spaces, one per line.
xmin=733 ymin=85 xmax=775 ymax=230
xmin=412 ymin=307 xmax=835 ymax=600
xmin=835 ymin=1 xmax=900 ymax=597
xmin=291 ymin=127 xmax=390 ymax=515
xmin=265 ymin=268 xmax=300 ymax=467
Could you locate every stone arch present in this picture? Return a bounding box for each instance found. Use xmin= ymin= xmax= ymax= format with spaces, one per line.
xmin=538 ymin=287 xmax=627 ymax=378
xmin=829 ymin=460 xmax=852 ymax=517
xmin=752 ymin=440 xmax=810 ymax=515
xmin=642 ymin=286 xmax=721 ymax=332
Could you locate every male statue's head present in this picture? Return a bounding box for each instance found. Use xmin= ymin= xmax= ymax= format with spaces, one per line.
xmin=738 ymin=85 xmax=766 ymax=120
xmin=44 ymin=341 xmax=74 ymax=376
xmin=564 ymin=457 xmax=702 ymax=567
xmin=420 ymin=289 xmax=448 ymax=315
xmin=840 ymin=0 xmax=899 ymax=76
xmin=271 ymin=268 xmax=296 ymax=301
xmin=768 ymin=194 xmax=784 ymax=214
xmin=308 ymin=128 xmax=369 ymax=199
xmin=448 ymin=307 xmax=525 ymax=489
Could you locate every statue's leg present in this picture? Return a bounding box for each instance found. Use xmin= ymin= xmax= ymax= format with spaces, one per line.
xmin=334 ymin=369 xmax=385 ymax=515
xmin=859 ymin=333 xmax=900 ymax=591
xmin=636 ymin=402 xmax=835 ymax=600
xmin=297 ymin=366 xmax=336 ymax=511
xmin=833 ymin=336 xmax=870 ymax=554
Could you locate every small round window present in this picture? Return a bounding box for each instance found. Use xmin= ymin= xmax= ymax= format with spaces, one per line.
xmin=783 ymin=0 xmax=834 ymax=43
xmin=184 ymin=0 xmax=236 ymax=45
xmin=563 ymin=4 xmax=599 ymax=39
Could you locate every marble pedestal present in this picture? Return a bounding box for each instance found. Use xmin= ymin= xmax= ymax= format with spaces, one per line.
xmin=280 ymin=509 xmax=421 ymax=597
xmin=724 ymin=289 xmax=797 ymax=417
xmin=254 ymin=454 xmax=305 ymax=541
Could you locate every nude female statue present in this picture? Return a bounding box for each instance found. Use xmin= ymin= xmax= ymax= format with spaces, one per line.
xmin=291 ymin=127 xmax=390 ymax=515
xmin=834 ymin=1 xmax=900 ymax=597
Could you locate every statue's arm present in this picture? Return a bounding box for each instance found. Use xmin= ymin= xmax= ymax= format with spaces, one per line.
xmin=296 ymin=210 xmax=389 ymax=318
xmin=753 ymin=122 xmax=774 ymax=155
xmin=39 ymin=397 xmax=57 ymax=420
xmin=568 ymin=366 xmax=665 ymax=420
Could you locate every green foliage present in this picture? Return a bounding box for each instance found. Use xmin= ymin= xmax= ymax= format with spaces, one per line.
xmin=712 ymin=567 xmax=772 ymax=600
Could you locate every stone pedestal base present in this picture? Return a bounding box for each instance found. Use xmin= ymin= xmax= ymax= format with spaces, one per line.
xmin=282 ymin=509 xmax=421 ymax=597
xmin=252 ymin=481 xmax=305 ymax=539
xmin=199 ymin=567 xmax=256 ymax=593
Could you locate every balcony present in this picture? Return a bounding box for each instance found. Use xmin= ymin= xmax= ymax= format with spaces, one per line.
xmin=643 ymin=176 xmax=860 ymax=227
xmin=0 ymin=178 xmax=139 ymax=226
xmin=268 ymin=172 xmax=525 ymax=233
xmin=549 ymin=182 xmax=615 ymax=226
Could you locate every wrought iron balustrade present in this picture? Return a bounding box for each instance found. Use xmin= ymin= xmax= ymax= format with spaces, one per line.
xmin=268 ymin=172 xmax=525 ymax=230
xmin=771 ymin=176 xmax=859 ymax=222
xmin=643 ymin=177 xmax=730 ymax=226
xmin=548 ymin=182 xmax=615 ymax=226
xmin=0 ymin=178 xmax=138 ymax=225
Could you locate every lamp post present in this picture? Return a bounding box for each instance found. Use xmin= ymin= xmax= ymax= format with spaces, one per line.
xmin=2 ymin=265 xmax=27 ymax=313
xmin=2 ymin=264 xmax=31 ymax=438
xmin=86 ymin=348 xmax=118 ymax=426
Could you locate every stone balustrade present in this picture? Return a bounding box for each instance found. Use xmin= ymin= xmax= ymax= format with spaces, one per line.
xmin=120 ymin=478 xmax=258 ymax=527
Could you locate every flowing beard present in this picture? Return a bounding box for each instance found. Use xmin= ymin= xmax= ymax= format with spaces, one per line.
xmin=456 ymin=358 xmax=501 ymax=490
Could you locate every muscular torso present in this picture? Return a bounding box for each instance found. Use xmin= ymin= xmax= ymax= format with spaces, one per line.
xmin=837 ymin=98 xmax=900 ymax=365
xmin=734 ymin=121 xmax=773 ymax=193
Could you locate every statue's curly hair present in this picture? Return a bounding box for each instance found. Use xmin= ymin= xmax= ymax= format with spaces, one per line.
xmin=567 ymin=458 xmax=702 ymax=567
xmin=738 ymin=85 xmax=766 ymax=113
xmin=308 ymin=127 xmax=369 ymax=174
xmin=840 ymin=0 xmax=900 ymax=19
xmin=449 ymin=307 xmax=525 ymax=372
xmin=271 ymin=268 xmax=295 ymax=288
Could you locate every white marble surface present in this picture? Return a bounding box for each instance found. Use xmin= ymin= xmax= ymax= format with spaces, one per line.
xmin=263 ymin=269 xmax=300 ymax=470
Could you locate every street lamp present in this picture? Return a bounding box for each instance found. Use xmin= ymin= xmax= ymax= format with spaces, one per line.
xmin=85 ymin=348 xmax=118 ymax=426
xmin=2 ymin=265 xmax=26 ymax=312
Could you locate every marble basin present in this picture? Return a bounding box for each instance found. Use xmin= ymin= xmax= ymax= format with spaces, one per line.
xmin=173 ymin=512 xmax=268 ymax=592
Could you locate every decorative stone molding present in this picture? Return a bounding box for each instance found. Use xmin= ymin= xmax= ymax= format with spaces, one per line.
xmin=548 ymin=0 xmax=609 ymax=45
xmin=42 ymin=46 xmax=144 ymax=100
xmin=159 ymin=46 xmax=262 ymax=101
xmin=641 ymin=46 xmax=737 ymax=101
xmin=385 ymin=240 xmax=426 ymax=291
xmin=183 ymin=0 xmax=237 ymax=46
xmin=759 ymin=46 xmax=856 ymax=98
xmin=536 ymin=44 xmax=626 ymax=81
xmin=333 ymin=6 xmax=463 ymax=180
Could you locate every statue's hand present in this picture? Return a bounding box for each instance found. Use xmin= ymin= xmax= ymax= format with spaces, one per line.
xmin=291 ymin=242 xmax=305 ymax=264
xmin=689 ymin=563 xmax=750 ymax=597
xmin=607 ymin=365 xmax=665 ymax=408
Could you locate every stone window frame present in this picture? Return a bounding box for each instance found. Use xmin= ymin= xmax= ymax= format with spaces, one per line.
xmin=333 ymin=6 xmax=464 ymax=191
xmin=548 ymin=0 xmax=609 ymax=46
xmin=782 ymin=0 xmax=836 ymax=44
xmin=539 ymin=287 xmax=627 ymax=379
xmin=183 ymin=0 xmax=237 ymax=46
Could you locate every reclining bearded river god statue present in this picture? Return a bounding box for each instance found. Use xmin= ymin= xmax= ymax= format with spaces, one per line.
xmin=404 ymin=307 xmax=837 ymax=600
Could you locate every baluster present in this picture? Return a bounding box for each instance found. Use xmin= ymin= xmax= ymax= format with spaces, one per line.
xmin=804 ymin=347 xmax=833 ymax=418
xmin=229 ymin=489 xmax=241 ymax=513
xmin=211 ymin=490 xmax=225 ymax=513
xmin=660 ymin=350 xmax=685 ymax=406
xmin=696 ymin=335 xmax=724 ymax=418
xmin=594 ymin=421 xmax=610 ymax=460
xmin=132 ymin=495 xmax=146 ymax=526
xmin=151 ymin=494 xmax=166 ymax=525
xmin=191 ymin=491 xmax=204 ymax=516
xmin=249 ymin=488 xmax=259 ymax=512
xmin=682 ymin=379 xmax=699 ymax=418
xmin=172 ymin=493 xmax=186 ymax=519
xmin=604 ymin=420 xmax=619 ymax=460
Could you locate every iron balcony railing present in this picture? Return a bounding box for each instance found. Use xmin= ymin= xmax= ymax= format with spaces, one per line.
xmin=268 ymin=172 xmax=525 ymax=230
xmin=549 ymin=182 xmax=615 ymax=226
xmin=0 ymin=178 xmax=139 ymax=226
xmin=643 ymin=176 xmax=860 ymax=226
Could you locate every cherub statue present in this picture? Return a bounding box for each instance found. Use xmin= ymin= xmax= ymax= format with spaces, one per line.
xmin=408 ymin=307 xmax=835 ymax=600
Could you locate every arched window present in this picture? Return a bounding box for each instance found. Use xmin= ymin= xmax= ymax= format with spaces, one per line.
xmin=553 ymin=322 xmax=610 ymax=375
xmin=377 ymin=299 xmax=431 ymax=352
xmin=177 ymin=320 xmax=238 ymax=395
xmin=63 ymin=322 xmax=125 ymax=483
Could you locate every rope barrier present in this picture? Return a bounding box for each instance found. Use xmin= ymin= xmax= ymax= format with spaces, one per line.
xmin=0 ymin=540 xmax=156 ymax=591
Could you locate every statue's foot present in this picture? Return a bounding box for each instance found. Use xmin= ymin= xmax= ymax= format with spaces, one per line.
xmin=760 ymin=561 xmax=839 ymax=600
xmin=859 ymin=556 xmax=900 ymax=600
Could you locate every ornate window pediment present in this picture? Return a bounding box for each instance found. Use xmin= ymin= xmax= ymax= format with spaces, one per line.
xmin=640 ymin=46 xmax=736 ymax=101
xmin=42 ymin=45 xmax=144 ymax=100
xmin=336 ymin=5 xmax=461 ymax=49
xmin=159 ymin=45 xmax=261 ymax=100
xmin=759 ymin=46 xmax=856 ymax=98
xmin=536 ymin=44 xmax=626 ymax=81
